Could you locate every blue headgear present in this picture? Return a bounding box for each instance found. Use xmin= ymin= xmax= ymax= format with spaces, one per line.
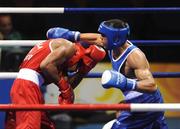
xmin=98 ymin=21 xmax=130 ymax=50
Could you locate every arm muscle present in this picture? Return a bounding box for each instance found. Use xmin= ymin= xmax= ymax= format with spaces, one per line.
xmin=40 ymin=39 xmax=75 ymax=84
xmin=128 ymin=49 xmax=157 ymax=93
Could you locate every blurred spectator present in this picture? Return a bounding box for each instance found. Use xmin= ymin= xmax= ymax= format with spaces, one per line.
xmin=0 ymin=14 xmax=23 ymax=40
xmin=0 ymin=14 xmax=27 ymax=72
xmin=0 ymin=32 xmax=3 ymax=40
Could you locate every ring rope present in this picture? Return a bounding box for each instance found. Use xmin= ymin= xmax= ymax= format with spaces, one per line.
xmin=0 ymin=104 xmax=180 ymax=111
xmin=1 ymin=7 xmax=180 ymax=13
xmin=0 ymin=40 xmax=43 ymax=46
xmin=0 ymin=40 xmax=180 ymax=46
xmin=85 ymin=72 xmax=180 ymax=78
xmin=0 ymin=72 xmax=180 ymax=79
xmin=65 ymin=7 xmax=180 ymax=13
xmin=0 ymin=7 xmax=64 ymax=13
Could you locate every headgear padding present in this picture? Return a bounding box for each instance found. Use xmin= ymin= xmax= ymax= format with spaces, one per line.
xmin=98 ymin=19 xmax=130 ymax=50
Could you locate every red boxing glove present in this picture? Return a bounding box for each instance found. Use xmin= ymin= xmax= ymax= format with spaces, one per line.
xmin=78 ymin=56 xmax=96 ymax=74
xmin=58 ymin=77 xmax=74 ymax=104
xmin=85 ymin=45 xmax=106 ymax=62
xmin=79 ymin=45 xmax=106 ymax=74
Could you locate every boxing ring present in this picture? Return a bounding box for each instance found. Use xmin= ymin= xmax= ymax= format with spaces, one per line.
xmin=0 ymin=7 xmax=180 ymax=128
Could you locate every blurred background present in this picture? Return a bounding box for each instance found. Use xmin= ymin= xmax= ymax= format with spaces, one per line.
xmin=0 ymin=0 xmax=180 ymax=129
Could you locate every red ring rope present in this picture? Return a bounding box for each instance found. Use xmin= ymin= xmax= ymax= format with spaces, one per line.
xmin=0 ymin=104 xmax=130 ymax=111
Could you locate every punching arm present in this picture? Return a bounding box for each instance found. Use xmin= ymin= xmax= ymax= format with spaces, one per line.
xmin=79 ymin=33 xmax=104 ymax=46
xmin=46 ymin=27 xmax=104 ymax=46
xmin=47 ymin=27 xmax=80 ymax=42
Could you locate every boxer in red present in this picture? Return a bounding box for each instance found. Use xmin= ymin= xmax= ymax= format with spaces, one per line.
xmin=6 ymin=36 xmax=106 ymax=129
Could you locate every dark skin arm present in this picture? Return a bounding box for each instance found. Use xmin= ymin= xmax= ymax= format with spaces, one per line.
xmin=40 ymin=38 xmax=76 ymax=85
xmin=68 ymin=72 xmax=85 ymax=89
xmin=127 ymin=49 xmax=157 ymax=93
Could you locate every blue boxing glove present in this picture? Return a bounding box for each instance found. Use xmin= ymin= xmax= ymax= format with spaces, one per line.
xmin=101 ymin=70 xmax=137 ymax=91
xmin=46 ymin=27 xmax=80 ymax=42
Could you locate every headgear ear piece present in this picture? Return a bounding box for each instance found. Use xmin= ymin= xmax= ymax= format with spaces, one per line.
xmin=98 ymin=20 xmax=130 ymax=50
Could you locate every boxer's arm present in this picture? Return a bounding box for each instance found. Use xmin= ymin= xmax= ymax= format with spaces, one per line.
xmin=40 ymin=39 xmax=76 ymax=84
xmin=135 ymin=68 xmax=156 ymax=93
xmin=41 ymin=39 xmax=76 ymax=104
xmin=128 ymin=49 xmax=157 ymax=93
xmin=68 ymin=72 xmax=84 ymax=89
xmin=47 ymin=27 xmax=80 ymax=42
xmin=46 ymin=27 xmax=104 ymax=46
xmin=79 ymin=33 xmax=104 ymax=46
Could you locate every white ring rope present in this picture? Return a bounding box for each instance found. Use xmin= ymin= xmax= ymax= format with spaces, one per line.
xmin=0 ymin=72 xmax=18 ymax=79
xmin=0 ymin=7 xmax=64 ymax=13
xmin=131 ymin=103 xmax=180 ymax=111
xmin=0 ymin=40 xmax=44 ymax=46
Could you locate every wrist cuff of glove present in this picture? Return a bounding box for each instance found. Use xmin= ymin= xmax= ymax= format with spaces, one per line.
xmin=78 ymin=68 xmax=89 ymax=75
xmin=74 ymin=31 xmax=80 ymax=41
xmin=78 ymin=64 xmax=95 ymax=75
xmin=70 ymin=31 xmax=80 ymax=42
xmin=58 ymin=77 xmax=69 ymax=91
xmin=126 ymin=79 xmax=137 ymax=90
xmin=60 ymin=86 xmax=72 ymax=98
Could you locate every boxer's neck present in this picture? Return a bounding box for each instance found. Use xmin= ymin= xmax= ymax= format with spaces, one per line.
xmin=112 ymin=41 xmax=130 ymax=59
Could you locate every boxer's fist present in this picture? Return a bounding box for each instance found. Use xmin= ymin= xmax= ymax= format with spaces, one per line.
xmin=47 ymin=27 xmax=80 ymax=42
xmin=79 ymin=45 xmax=106 ymax=74
xmin=101 ymin=70 xmax=136 ymax=91
xmin=85 ymin=45 xmax=106 ymax=62
xmin=58 ymin=90 xmax=74 ymax=104
xmin=58 ymin=77 xmax=74 ymax=104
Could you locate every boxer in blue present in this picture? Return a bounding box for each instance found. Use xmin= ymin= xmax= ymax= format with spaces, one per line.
xmin=46 ymin=19 xmax=168 ymax=129
xmin=99 ymin=19 xmax=168 ymax=129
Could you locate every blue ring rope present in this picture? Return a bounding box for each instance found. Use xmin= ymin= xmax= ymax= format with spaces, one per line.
xmin=131 ymin=40 xmax=180 ymax=46
xmin=85 ymin=72 xmax=180 ymax=78
xmin=64 ymin=7 xmax=180 ymax=13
